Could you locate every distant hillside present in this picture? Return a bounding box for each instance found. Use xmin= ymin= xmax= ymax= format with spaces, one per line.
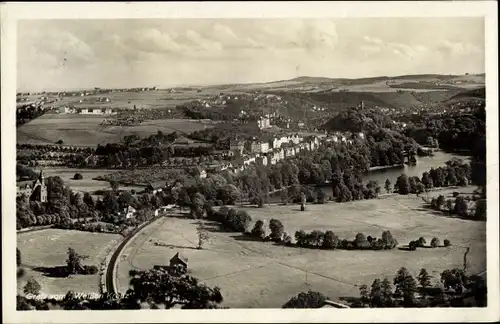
xmin=448 ymin=87 xmax=485 ymax=102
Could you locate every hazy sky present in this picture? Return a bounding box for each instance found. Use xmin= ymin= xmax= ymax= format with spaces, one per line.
xmin=17 ymin=18 xmax=484 ymax=91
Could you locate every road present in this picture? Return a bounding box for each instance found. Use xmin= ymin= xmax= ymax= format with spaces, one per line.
xmin=104 ymin=217 xmax=162 ymax=295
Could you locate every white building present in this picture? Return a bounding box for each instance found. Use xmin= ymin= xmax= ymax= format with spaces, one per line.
xmin=257 ymin=116 xmax=271 ymax=129
xmin=124 ymin=206 xmax=137 ymax=219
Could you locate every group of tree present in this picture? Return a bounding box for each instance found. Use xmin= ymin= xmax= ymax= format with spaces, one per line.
xmin=355 ymin=266 xmax=486 ymax=308
xmin=407 ymin=236 xmax=451 ymax=251
xmin=16 ymin=104 xmax=46 ymax=126
xmin=394 ymin=158 xmax=471 ymax=195
xmin=17 ymin=265 xmax=224 ymax=310
xmin=16 ymin=175 xmax=158 ymax=230
xmin=404 ymin=99 xmax=485 ymax=155
xmin=294 ymin=230 xmax=398 ymax=251
xmin=282 ymin=290 xmax=329 ymax=308
xmin=206 ymin=206 xmax=253 ymax=233
xmin=428 ymin=194 xmax=485 ymax=221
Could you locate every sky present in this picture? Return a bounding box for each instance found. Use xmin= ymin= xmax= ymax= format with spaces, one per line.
xmin=17 ymin=18 xmax=485 ymax=92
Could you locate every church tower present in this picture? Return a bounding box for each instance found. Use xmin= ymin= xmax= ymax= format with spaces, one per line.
xmin=39 ymin=170 xmax=47 ymax=203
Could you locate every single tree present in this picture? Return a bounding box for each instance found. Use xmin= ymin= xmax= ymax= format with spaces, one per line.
xmin=454 ymin=196 xmax=469 ymax=217
xmin=196 ymin=222 xmax=210 ymax=249
xmin=384 ymin=179 xmax=392 ymax=194
xmin=393 ymin=267 xmax=417 ymax=307
xmin=322 ymin=230 xmax=339 ymax=249
xmin=73 ymin=173 xmax=83 ymax=180
xmin=395 ymin=174 xmax=411 ymax=195
xmin=474 ymin=199 xmax=487 ymax=220
xmin=66 ymin=247 xmax=88 ymax=275
xmin=430 ymin=237 xmax=440 ymax=248
xmin=443 ymin=239 xmax=451 ymax=247
xmin=369 ymin=279 xmax=383 ymax=307
xmin=17 ymin=248 xmax=21 ymax=267
xmin=251 ymin=220 xmax=266 ymax=239
xmin=359 ymin=284 xmax=369 ymax=306
xmin=380 ymin=277 xmax=394 ymax=307
xmin=23 ymin=278 xmax=41 ymax=295
xmin=269 ymin=219 xmax=285 ymax=242
xmin=417 ymin=268 xmax=432 ymax=288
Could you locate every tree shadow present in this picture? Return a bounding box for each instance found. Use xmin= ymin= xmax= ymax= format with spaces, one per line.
xmin=151 ymin=242 xmax=199 ymax=250
xmin=411 ymin=207 xmax=485 ymax=222
xmin=230 ymin=234 xmax=266 ymax=242
xmin=31 ymin=265 xmax=70 ymax=278
xmin=201 ymin=224 xmax=235 ymax=233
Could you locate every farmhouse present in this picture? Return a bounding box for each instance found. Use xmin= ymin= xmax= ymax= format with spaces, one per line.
xmin=58 ymin=106 xmax=75 ymax=114
xmin=170 ymin=252 xmax=188 ymax=269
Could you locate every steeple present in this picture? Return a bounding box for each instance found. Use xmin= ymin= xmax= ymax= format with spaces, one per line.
xmin=39 ymin=170 xmax=44 ymax=183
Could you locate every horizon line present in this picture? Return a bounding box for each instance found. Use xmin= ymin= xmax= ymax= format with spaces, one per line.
xmin=17 ymin=71 xmax=486 ymax=93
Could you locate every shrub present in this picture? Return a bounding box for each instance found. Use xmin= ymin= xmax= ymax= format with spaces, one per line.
xmin=443 ymin=239 xmax=451 ymax=247
xmin=73 ymin=173 xmax=83 ymax=180
xmin=430 ymin=237 xmax=440 ymax=248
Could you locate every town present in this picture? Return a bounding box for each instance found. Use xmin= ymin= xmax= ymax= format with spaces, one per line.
xmin=14 ymin=17 xmax=488 ymax=313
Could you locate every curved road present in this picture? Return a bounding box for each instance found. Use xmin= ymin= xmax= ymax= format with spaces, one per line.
xmin=104 ymin=217 xmax=162 ymax=295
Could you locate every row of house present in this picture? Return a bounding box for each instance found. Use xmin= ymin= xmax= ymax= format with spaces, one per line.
xmin=58 ymin=106 xmax=117 ymax=115
xmin=229 ymin=131 xmax=367 ymax=173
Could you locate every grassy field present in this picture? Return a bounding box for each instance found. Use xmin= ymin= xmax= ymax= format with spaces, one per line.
xmin=17 ymin=114 xmax=211 ymax=146
xmin=31 ymin=167 xmax=144 ymax=194
xmin=115 ymin=187 xmax=485 ymax=308
xmin=17 ymin=229 xmax=121 ymax=295
xmin=54 ymin=90 xmax=209 ymax=110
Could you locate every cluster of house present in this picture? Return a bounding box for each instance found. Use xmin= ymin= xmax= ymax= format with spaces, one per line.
xmin=222 ymin=131 xmax=365 ymax=173
xmin=58 ymin=106 xmax=116 ymax=115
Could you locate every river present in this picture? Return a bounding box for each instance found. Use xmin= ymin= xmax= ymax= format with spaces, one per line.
xmin=268 ymin=150 xmax=471 ymax=203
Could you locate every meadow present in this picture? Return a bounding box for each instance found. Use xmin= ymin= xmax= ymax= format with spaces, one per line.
xmin=17 ymin=114 xmax=211 ymax=146
xmin=32 ymin=167 xmax=144 ymax=194
xmin=115 ymin=187 xmax=485 ymax=308
xmin=17 ymin=229 xmax=121 ymax=295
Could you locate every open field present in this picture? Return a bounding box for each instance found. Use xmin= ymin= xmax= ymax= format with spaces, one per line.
xmin=17 ymin=229 xmax=121 ymax=295
xmin=115 ymin=187 xmax=485 ymax=308
xmin=17 ymin=114 xmax=212 ymax=146
xmin=29 ymin=167 xmax=144 ymax=193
